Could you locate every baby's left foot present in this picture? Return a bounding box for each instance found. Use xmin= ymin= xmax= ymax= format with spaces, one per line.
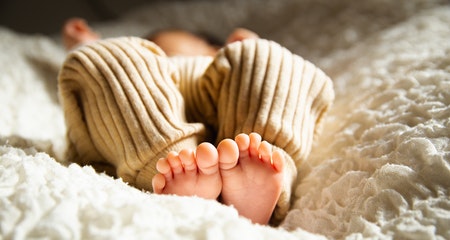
xmin=220 ymin=133 xmax=284 ymax=224
xmin=151 ymin=142 xmax=226 ymax=200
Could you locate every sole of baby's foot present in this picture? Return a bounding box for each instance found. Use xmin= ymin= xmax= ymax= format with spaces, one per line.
xmin=151 ymin=143 xmax=223 ymax=200
xmin=219 ymin=133 xmax=284 ymax=225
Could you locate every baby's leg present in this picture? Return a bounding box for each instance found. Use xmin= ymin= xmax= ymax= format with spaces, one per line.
xmin=59 ymin=37 xmax=206 ymax=192
xmin=219 ymin=133 xmax=284 ymax=225
xmin=184 ymin=39 xmax=334 ymax=223
xmin=152 ymin=139 xmax=239 ymax=199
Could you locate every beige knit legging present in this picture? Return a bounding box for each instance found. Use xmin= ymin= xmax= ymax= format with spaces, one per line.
xmin=58 ymin=37 xmax=334 ymax=223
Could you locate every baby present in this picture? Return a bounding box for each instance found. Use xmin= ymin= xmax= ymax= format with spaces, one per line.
xmin=62 ymin=18 xmax=258 ymax=56
xmin=59 ymin=18 xmax=334 ymax=225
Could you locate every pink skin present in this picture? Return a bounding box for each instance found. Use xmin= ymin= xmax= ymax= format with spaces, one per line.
xmin=62 ymin=18 xmax=100 ymax=50
xmin=152 ymin=133 xmax=284 ymax=225
xmin=62 ymin=18 xmax=259 ymax=56
xmin=220 ymin=133 xmax=284 ymax=225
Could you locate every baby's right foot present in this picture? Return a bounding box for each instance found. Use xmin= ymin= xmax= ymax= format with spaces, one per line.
xmin=219 ymin=133 xmax=284 ymax=225
xmin=152 ymin=141 xmax=237 ymax=200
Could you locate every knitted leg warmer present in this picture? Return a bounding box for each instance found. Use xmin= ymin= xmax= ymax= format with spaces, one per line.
xmin=185 ymin=39 xmax=335 ymax=223
xmin=58 ymin=37 xmax=206 ymax=191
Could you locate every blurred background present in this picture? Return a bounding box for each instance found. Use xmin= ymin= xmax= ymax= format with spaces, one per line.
xmin=0 ymin=0 xmax=180 ymax=35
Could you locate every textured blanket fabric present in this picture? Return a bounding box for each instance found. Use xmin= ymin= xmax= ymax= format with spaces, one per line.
xmin=1 ymin=0 xmax=449 ymax=239
xmin=0 ymin=146 xmax=320 ymax=239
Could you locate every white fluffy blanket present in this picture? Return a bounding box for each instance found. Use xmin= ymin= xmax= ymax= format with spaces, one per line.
xmin=1 ymin=0 xmax=449 ymax=239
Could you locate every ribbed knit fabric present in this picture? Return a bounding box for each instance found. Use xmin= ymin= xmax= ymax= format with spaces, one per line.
xmin=58 ymin=37 xmax=206 ymax=191
xmin=58 ymin=37 xmax=334 ymax=224
xmin=168 ymin=56 xmax=214 ymax=125
xmin=182 ymin=39 xmax=335 ymax=223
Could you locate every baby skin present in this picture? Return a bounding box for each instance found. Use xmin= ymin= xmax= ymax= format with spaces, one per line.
xmin=152 ymin=133 xmax=284 ymax=225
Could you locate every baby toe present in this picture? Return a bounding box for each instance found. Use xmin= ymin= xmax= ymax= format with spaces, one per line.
xmin=179 ymin=149 xmax=197 ymax=172
xmin=167 ymin=152 xmax=184 ymax=175
xmin=156 ymin=158 xmax=173 ymax=180
xmin=271 ymin=150 xmax=285 ymax=172
xmin=258 ymin=141 xmax=272 ymax=163
xmin=249 ymin=133 xmax=262 ymax=158
xmin=152 ymin=173 xmax=166 ymax=194
xmin=217 ymin=138 xmax=239 ymax=170
xmin=196 ymin=142 xmax=219 ymax=175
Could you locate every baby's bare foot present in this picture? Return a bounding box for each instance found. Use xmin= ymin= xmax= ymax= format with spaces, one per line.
xmin=219 ymin=133 xmax=284 ymax=225
xmin=152 ymin=142 xmax=224 ymax=200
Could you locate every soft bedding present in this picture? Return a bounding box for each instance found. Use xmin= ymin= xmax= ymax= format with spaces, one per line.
xmin=1 ymin=0 xmax=449 ymax=239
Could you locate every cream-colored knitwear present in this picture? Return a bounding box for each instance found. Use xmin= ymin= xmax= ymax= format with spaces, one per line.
xmin=58 ymin=37 xmax=334 ymax=224
xmin=58 ymin=37 xmax=207 ymax=190
xmin=181 ymin=39 xmax=335 ymax=223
